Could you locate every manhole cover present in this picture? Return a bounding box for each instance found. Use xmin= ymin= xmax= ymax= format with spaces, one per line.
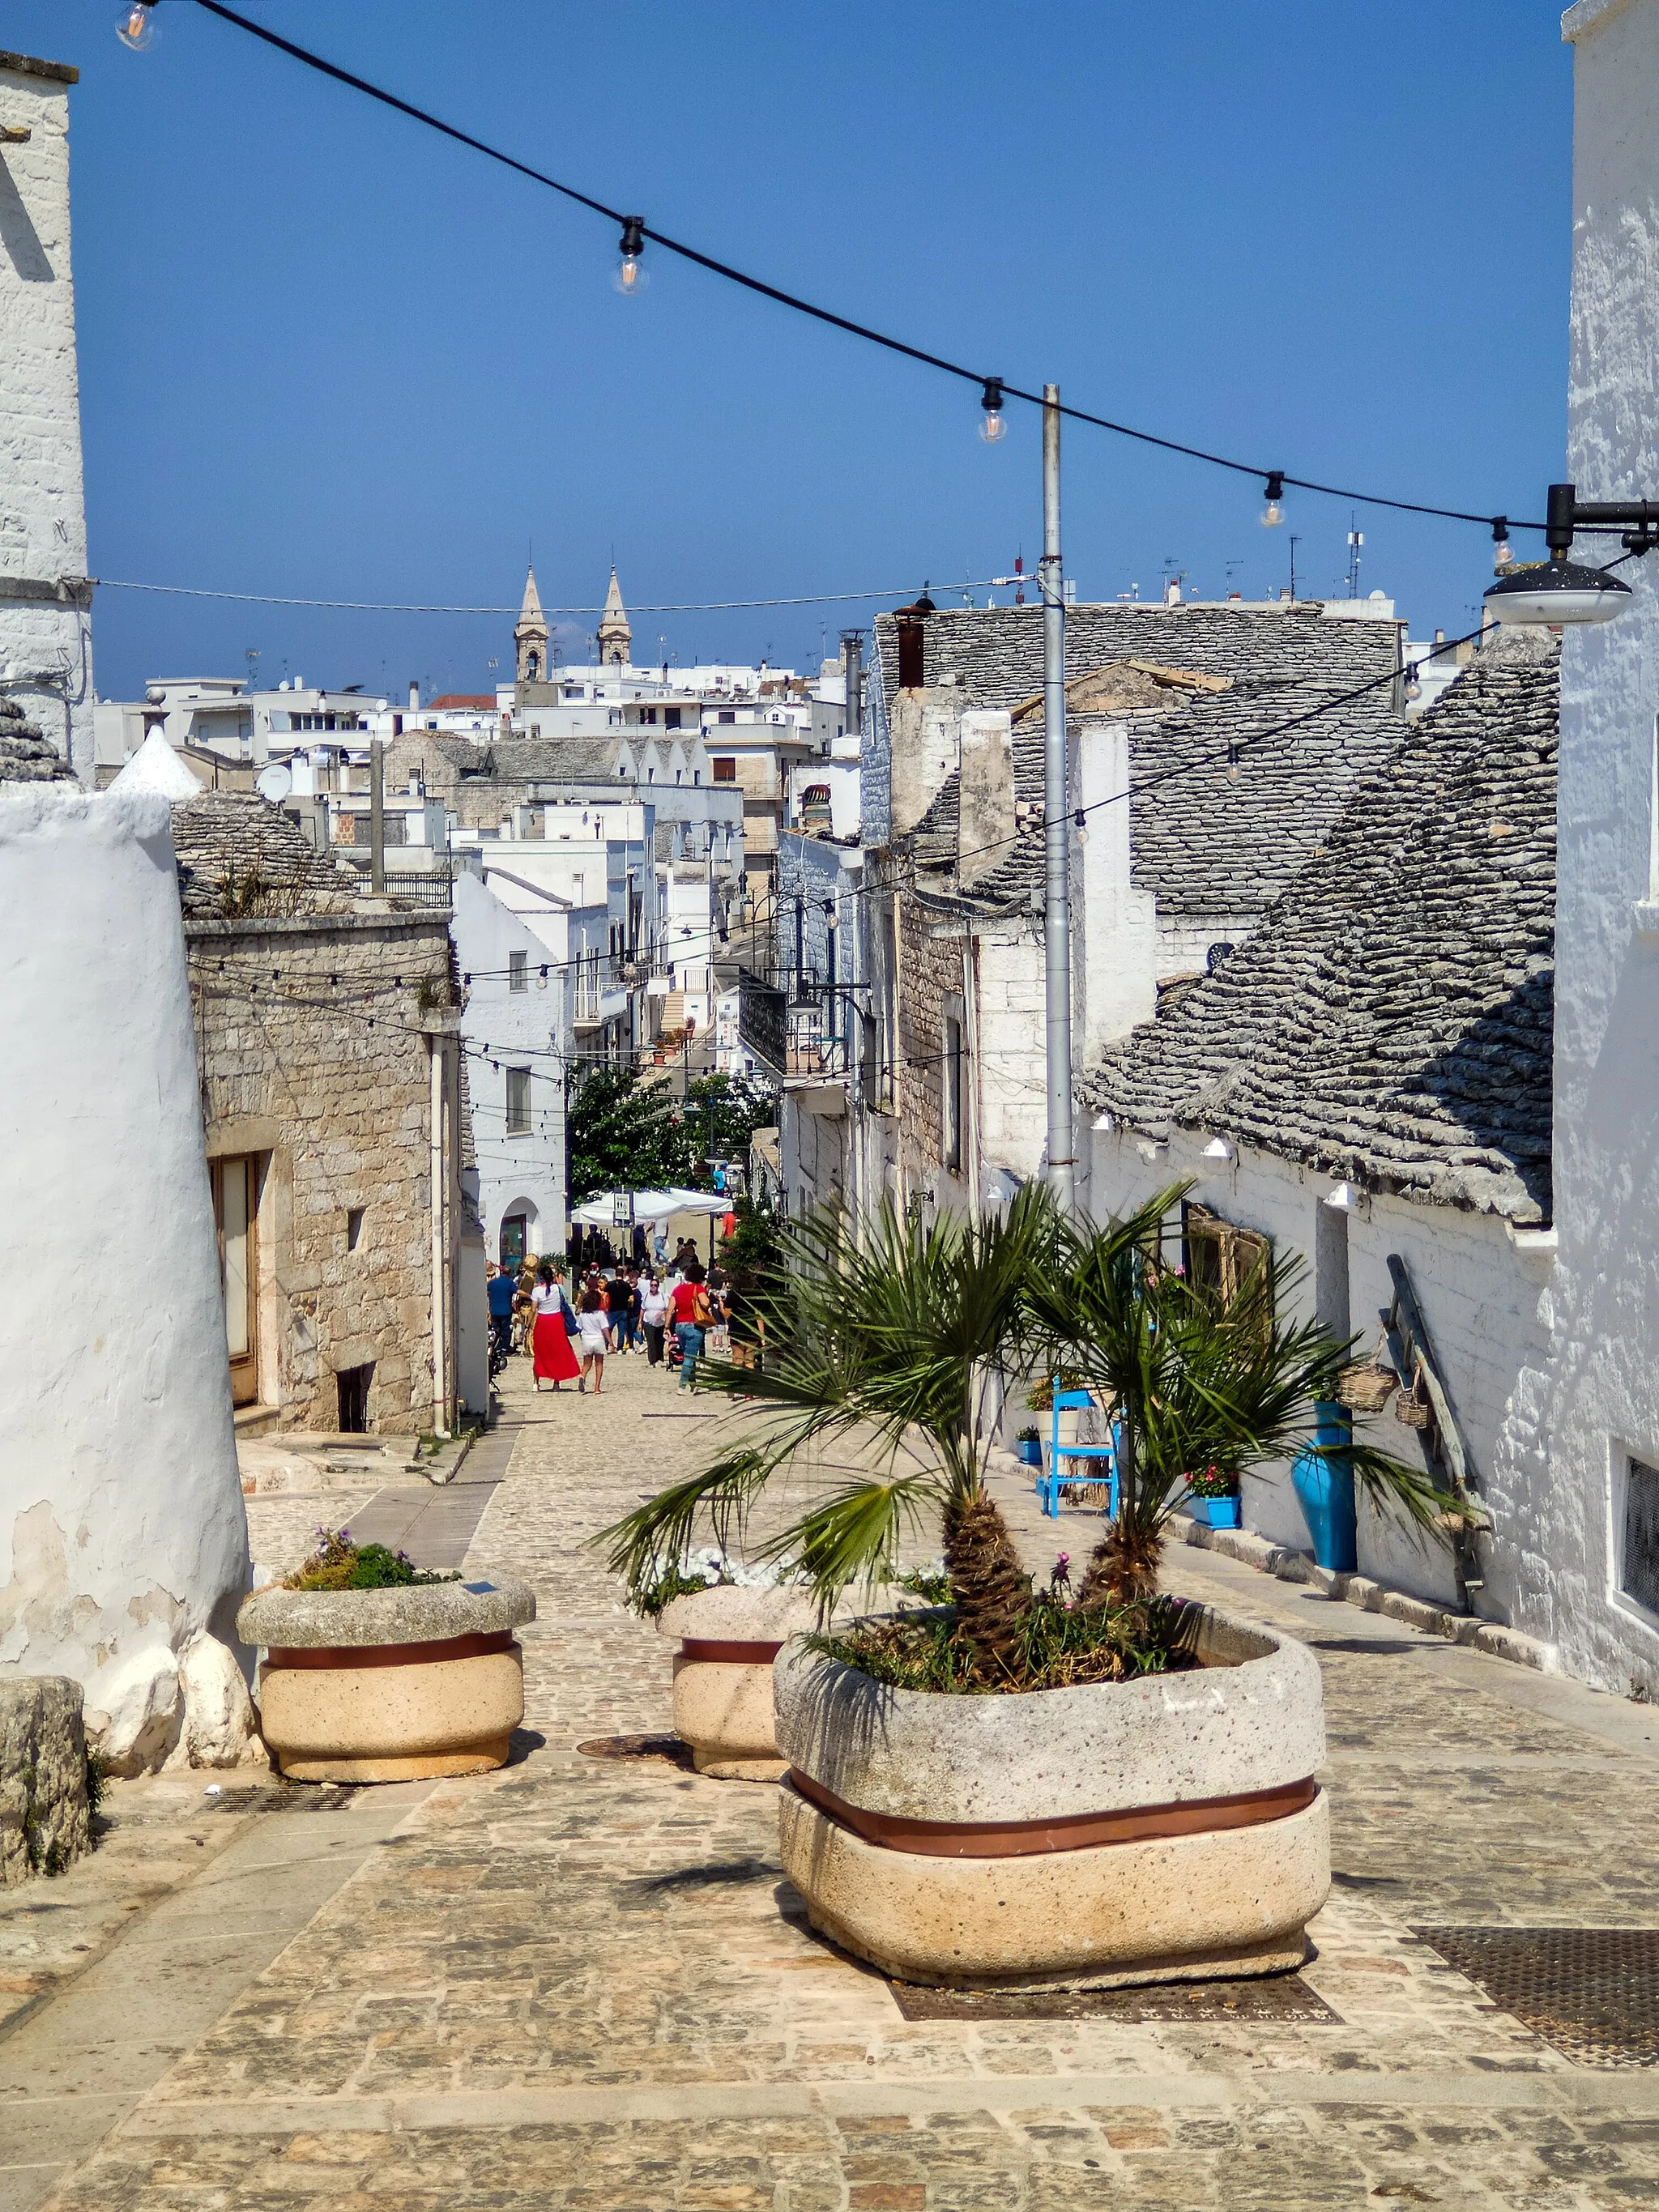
xmin=576 ymin=1733 xmax=696 ymax=1771
xmin=889 ymin=1973 xmax=1339 ymax=2022
xmin=1411 ymin=1928 xmax=1659 ymax=2066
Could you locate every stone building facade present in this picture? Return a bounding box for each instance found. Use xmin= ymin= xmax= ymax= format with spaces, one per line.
xmin=0 ymin=49 xmax=94 ymax=777
xmin=175 ymin=795 xmax=462 ymax=1437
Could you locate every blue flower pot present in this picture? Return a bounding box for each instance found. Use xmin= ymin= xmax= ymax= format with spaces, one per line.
xmin=1291 ymin=1400 xmax=1357 ymax=1572
xmin=1016 ymin=1438 xmax=1043 ymax=1468
xmin=1188 ymin=1495 xmax=1241 ymax=1529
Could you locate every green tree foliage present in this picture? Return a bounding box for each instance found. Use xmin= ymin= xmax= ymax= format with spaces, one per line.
xmin=676 ymin=1073 xmax=777 ymax=1182
xmin=566 ymin=1068 xmax=777 ymax=1205
xmin=565 ymin=1066 xmax=680 ymax=1204
xmin=716 ymin=1196 xmax=786 ymax=1345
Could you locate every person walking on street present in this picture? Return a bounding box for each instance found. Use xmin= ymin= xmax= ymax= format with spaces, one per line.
xmin=486 ymin=1263 xmax=518 ymax=1363
xmin=530 ymin=1264 xmax=580 ymax=1391
xmin=641 ymin=1272 xmax=669 ymax=1366
xmin=670 ymin=1257 xmax=712 ymax=1392
xmin=576 ymin=1282 xmax=611 ymax=1393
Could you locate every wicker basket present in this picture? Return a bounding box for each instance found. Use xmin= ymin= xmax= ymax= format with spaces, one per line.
xmin=1394 ymin=1375 xmax=1433 ymax=1430
xmin=1337 ymin=1362 xmax=1398 ymax=1414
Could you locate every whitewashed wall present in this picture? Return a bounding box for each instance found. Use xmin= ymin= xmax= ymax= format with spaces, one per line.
xmin=0 ymin=58 xmax=94 ymax=778
xmin=1085 ymin=1123 xmax=1551 ymax=1622
xmin=0 ymin=787 xmax=252 ymax=1768
xmin=452 ymin=872 xmax=568 ymax=1264
xmin=1491 ymin=0 xmax=1659 ymax=1693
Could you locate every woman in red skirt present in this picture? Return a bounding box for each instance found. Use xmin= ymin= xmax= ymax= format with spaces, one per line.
xmin=530 ymin=1264 xmax=581 ymax=1390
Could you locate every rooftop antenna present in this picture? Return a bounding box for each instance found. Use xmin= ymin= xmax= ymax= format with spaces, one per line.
xmin=1289 ymin=535 xmax=1301 ymax=602
xmin=1345 ymin=514 xmax=1363 ymax=599
xmin=1014 ymin=552 xmax=1026 ymax=606
xmin=244 ymin=646 xmax=260 ymax=693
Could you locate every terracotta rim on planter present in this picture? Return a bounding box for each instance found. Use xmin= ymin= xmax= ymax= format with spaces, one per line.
xmin=265 ymin=1631 xmax=514 ymax=1671
xmin=786 ymin=1768 xmax=1318 ymax=1857
xmin=677 ymin=1637 xmax=786 ymax=1664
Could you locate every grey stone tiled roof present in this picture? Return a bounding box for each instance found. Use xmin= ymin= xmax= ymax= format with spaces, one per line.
xmin=430 ymin=736 xmax=632 ymax=785
xmin=171 ymin=791 xmax=354 ymax=918
xmin=878 ymin=603 xmax=1405 ymax=918
xmin=1079 ymin=631 xmax=1559 ymax=1222
xmin=0 ymin=700 xmax=75 ymax=784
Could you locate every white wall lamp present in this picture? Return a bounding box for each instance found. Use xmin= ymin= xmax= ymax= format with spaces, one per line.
xmin=1202 ymin=1136 xmax=1235 ymax=1161
xmin=1324 ymin=1181 xmax=1364 ymax=1213
xmin=1091 ymin=1111 xmax=1115 ymax=1132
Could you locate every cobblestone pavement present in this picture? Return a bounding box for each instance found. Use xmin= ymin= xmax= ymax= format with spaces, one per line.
xmin=36 ymin=1349 xmax=1659 ymax=2210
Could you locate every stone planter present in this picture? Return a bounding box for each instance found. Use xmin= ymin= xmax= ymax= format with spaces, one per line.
xmin=238 ymin=1575 xmax=535 ymax=1784
xmin=659 ymin=1583 xmax=818 ymax=1781
xmin=774 ymin=1601 xmax=1328 ymax=1990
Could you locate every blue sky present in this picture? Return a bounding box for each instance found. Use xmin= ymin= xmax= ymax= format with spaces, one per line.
xmin=11 ymin=1 xmax=1576 ymax=698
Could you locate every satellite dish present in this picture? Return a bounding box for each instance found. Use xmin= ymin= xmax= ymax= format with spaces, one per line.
xmin=256 ymin=764 xmax=293 ymax=803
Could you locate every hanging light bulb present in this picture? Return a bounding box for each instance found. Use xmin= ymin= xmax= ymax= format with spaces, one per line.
xmin=1073 ymin=808 xmax=1088 ymax=843
xmin=117 ymin=1 xmax=156 ymax=48
xmin=614 ymin=216 xmax=647 ymax=296
xmin=1491 ymin=515 xmax=1512 ymax=572
xmin=1260 ymin=471 xmax=1286 ymax=528
xmin=979 ymin=377 xmax=1007 ymax=444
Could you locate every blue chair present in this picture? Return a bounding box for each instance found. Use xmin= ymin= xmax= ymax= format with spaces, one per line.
xmin=1035 ymin=1386 xmax=1120 ymax=1519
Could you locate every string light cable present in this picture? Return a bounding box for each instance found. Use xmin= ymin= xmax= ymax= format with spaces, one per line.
xmin=92 ymin=576 xmax=1008 ymax=615
xmin=136 ymin=0 xmax=1543 ymax=542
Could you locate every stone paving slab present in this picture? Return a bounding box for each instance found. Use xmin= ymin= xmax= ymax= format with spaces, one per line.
xmin=29 ymin=1349 xmax=1659 ymax=2210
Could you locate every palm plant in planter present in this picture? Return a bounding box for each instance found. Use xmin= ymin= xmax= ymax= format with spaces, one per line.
xmin=599 ymin=1185 xmax=1450 ymax=1992
xmin=601 ymin=1186 xmax=1059 ymax=1681
xmin=1026 ymin=1192 xmax=1454 ymax=1609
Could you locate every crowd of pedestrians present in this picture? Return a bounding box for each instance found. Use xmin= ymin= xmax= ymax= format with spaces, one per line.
xmin=484 ymin=1238 xmax=729 ymax=1399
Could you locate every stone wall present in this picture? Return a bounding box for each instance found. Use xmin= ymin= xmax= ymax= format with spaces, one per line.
xmin=0 ymin=54 xmax=94 ymax=778
xmin=896 ymin=897 xmax=962 ymax=1203
xmin=0 ymin=1677 xmax=90 ymax=1886
xmin=185 ymin=910 xmax=456 ymax=1435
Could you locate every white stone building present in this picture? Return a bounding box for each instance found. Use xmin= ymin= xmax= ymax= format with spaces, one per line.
xmin=450 ymin=871 xmax=569 ymax=1266
xmin=1081 ymin=633 xmax=1559 ymax=1620
xmin=1484 ymin=0 xmax=1659 ymax=1694
xmin=0 ymin=50 xmax=94 ymax=779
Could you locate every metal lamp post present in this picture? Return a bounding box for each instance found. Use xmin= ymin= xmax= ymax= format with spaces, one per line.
xmin=1039 ymin=385 xmax=1076 ymax=1215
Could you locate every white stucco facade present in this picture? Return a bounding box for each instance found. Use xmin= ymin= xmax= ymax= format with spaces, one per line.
xmin=0 ymin=786 xmax=252 ymax=1766
xmin=0 ymin=53 xmax=94 ymax=778
xmin=1485 ymin=0 xmax=1659 ymax=1693
xmin=452 ymin=870 xmax=570 ymax=1264
xmin=1085 ymin=1127 xmax=1555 ymax=1626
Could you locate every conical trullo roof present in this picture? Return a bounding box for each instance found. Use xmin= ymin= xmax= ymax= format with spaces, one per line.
xmin=109 ymin=729 xmax=206 ymax=801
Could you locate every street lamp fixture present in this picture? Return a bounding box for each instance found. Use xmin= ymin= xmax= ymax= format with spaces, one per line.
xmin=1483 ymin=482 xmax=1653 ymax=626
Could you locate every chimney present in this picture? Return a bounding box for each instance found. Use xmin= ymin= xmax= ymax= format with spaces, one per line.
xmin=895 ymin=618 xmax=924 ymax=689
xmin=840 ymin=629 xmax=864 ymax=738
xmin=408 ymin=680 xmax=420 ymax=711
xmin=957 ymin=712 xmax=1015 ymax=889
xmin=889 ymin=689 xmax=962 ymax=838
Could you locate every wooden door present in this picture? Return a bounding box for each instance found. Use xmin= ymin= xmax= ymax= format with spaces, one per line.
xmin=211 ymin=1155 xmax=259 ymax=1406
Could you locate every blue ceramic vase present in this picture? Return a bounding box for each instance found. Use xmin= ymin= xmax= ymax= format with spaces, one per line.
xmin=1291 ymin=1400 xmax=1358 ymax=1572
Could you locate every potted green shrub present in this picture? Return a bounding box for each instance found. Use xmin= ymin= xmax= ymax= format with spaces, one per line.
xmin=1014 ymin=1424 xmax=1043 ymax=1468
xmin=633 ymin=1551 xmax=815 ymax=1781
xmin=602 ymin=1188 xmax=1448 ymax=1991
xmin=238 ymin=1528 xmax=535 ymax=1783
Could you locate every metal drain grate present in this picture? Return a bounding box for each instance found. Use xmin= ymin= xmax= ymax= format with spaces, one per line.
xmin=576 ymin=1733 xmax=696 ymax=1771
xmin=203 ymin=1784 xmax=358 ymax=1813
xmin=1410 ymin=1928 xmax=1659 ymax=2067
xmin=889 ymin=1974 xmax=1339 ymax=2022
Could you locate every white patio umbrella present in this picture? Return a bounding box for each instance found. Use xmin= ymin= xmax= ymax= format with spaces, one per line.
xmin=568 ymin=1188 xmax=683 ymax=1225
